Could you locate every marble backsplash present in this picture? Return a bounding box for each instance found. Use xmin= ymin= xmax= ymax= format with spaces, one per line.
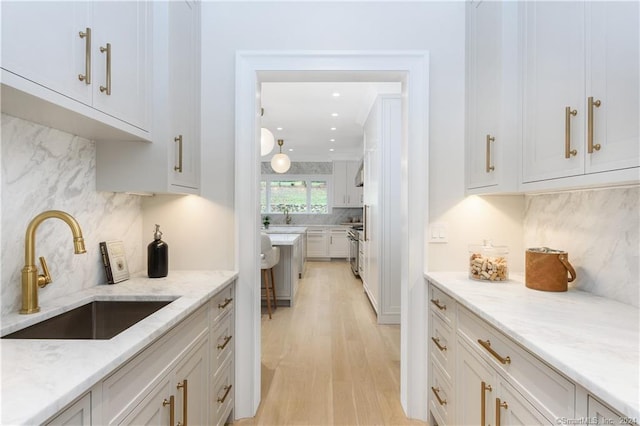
xmin=524 ymin=186 xmax=639 ymax=307
xmin=1 ymin=114 xmax=143 ymax=316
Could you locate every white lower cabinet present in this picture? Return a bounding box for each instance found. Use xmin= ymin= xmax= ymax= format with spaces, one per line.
xmin=306 ymin=228 xmax=328 ymax=259
xmin=46 ymin=392 xmax=92 ymax=426
xmin=329 ymin=227 xmax=349 ymax=258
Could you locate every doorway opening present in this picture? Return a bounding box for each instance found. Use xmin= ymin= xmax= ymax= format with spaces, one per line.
xmin=234 ymin=51 xmax=429 ymax=421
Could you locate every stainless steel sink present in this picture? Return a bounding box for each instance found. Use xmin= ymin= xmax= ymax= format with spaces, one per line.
xmin=2 ymin=300 xmax=173 ymax=340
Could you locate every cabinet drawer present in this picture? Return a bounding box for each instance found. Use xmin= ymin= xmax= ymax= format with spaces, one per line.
xmin=211 ymin=284 xmax=234 ymax=323
xmin=430 ymin=310 xmax=454 ymax=382
xmin=429 ymin=358 xmax=453 ymax=425
xmin=457 ymin=306 xmax=575 ymax=420
xmin=211 ymin=310 xmax=234 ymax=378
xmin=102 ymin=305 xmax=208 ymax=423
xmin=429 ymin=283 xmax=455 ymax=326
xmin=212 ymin=358 xmax=234 ymax=426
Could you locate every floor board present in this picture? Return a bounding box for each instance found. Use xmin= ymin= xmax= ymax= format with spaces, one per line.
xmin=235 ymin=260 xmax=428 ymax=426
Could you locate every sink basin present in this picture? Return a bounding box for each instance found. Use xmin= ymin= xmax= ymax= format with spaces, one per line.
xmin=2 ymin=300 xmax=173 ymax=340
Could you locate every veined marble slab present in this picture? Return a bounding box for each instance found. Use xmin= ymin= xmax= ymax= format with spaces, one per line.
xmin=268 ymin=233 xmax=301 ymax=246
xmin=1 ymin=270 xmax=238 ymax=426
xmin=425 ymin=271 xmax=639 ymax=420
xmin=263 ymin=226 xmax=308 ymax=234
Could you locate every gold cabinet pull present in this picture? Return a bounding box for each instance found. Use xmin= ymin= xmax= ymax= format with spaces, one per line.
xmin=177 ymin=380 xmax=188 ymax=426
xmin=496 ymin=398 xmax=508 ymax=426
xmin=485 ymin=134 xmax=495 ymax=172
xmin=431 ymin=386 xmax=447 ymax=406
xmin=174 ymin=135 xmax=183 ymax=172
xmin=218 ymin=297 xmax=233 ymax=309
xmin=564 ymin=106 xmax=578 ymax=158
xmin=78 ymin=28 xmax=91 ymax=84
xmin=480 ymin=381 xmax=492 ymax=426
xmin=99 ymin=43 xmax=111 ymax=95
xmin=430 ymin=298 xmax=446 ymax=311
xmin=431 ymin=336 xmax=447 ymax=352
xmin=217 ymin=384 xmax=232 ymax=404
xmin=477 ymin=339 xmax=511 ymax=365
xmin=217 ymin=335 xmax=233 ymax=351
xmin=588 ymin=97 xmax=602 ymax=154
xmin=162 ymin=395 xmax=175 ymax=426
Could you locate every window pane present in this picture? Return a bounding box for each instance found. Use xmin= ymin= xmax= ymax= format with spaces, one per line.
xmin=270 ymin=180 xmax=307 ymax=213
xmin=260 ymin=181 xmax=267 ymax=213
xmin=310 ymin=180 xmax=328 ymax=213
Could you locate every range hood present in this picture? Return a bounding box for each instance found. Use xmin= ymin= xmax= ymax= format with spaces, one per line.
xmin=355 ymin=160 xmax=364 ymax=187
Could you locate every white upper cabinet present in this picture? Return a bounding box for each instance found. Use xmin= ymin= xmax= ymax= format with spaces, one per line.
xmin=1 ymin=1 xmax=151 ymax=140
xmin=521 ymin=1 xmax=639 ymax=187
xmin=333 ymin=160 xmax=362 ymax=208
xmin=96 ymin=0 xmax=201 ymax=194
xmin=465 ymin=0 xmax=520 ymax=194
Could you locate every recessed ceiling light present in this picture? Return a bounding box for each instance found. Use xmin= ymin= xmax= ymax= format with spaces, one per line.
xmin=329 ymin=148 xmax=335 ymax=152
xmin=331 ymin=113 xmax=339 ymax=117
xmin=288 ymin=148 xmax=293 ymax=152
xmin=331 ymin=127 xmax=337 ymax=131
xmin=330 ymin=139 xmax=335 ymax=142
xmin=276 ymin=127 xmax=283 ymax=131
xmin=332 ymin=92 xmax=340 ymax=97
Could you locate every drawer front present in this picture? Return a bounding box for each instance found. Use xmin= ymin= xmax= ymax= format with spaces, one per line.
xmin=211 ymin=310 xmax=234 ymax=378
xmin=429 ymin=283 xmax=455 ymax=326
xmin=102 ymin=305 xmax=208 ymax=423
xmin=457 ymin=306 xmax=575 ymax=420
xmin=212 ymin=358 xmax=234 ymax=426
xmin=211 ymin=284 xmax=234 ymax=323
xmin=429 ymin=358 xmax=453 ymax=425
xmin=430 ymin=310 xmax=454 ymax=382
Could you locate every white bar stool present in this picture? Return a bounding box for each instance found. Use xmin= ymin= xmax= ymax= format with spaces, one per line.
xmin=260 ymin=232 xmax=280 ymax=319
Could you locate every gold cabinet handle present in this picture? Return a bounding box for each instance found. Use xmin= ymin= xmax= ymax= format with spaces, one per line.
xmin=478 ymin=339 xmax=511 ymax=364
xmin=78 ymin=28 xmax=91 ymax=84
xmin=481 ymin=381 xmax=492 ymax=426
xmin=174 ymin=135 xmax=183 ymax=172
xmin=37 ymin=256 xmax=53 ymax=288
xmin=162 ymin=395 xmax=175 ymax=426
xmin=99 ymin=43 xmax=111 ymax=95
xmin=496 ymin=398 xmax=508 ymax=426
xmin=588 ymin=96 xmax=602 ymax=154
xmin=485 ymin=134 xmax=495 ymax=172
xmin=217 ymin=384 xmax=232 ymax=404
xmin=218 ymin=297 xmax=233 ymax=309
xmin=564 ymin=106 xmax=578 ymax=158
xmin=177 ymin=380 xmax=188 ymax=426
xmin=430 ymin=298 xmax=446 ymax=311
xmin=431 ymin=386 xmax=447 ymax=406
xmin=431 ymin=336 xmax=447 ymax=352
xmin=217 ymin=335 xmax=233 ymax=351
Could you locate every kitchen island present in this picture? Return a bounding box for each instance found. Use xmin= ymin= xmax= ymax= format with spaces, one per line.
xmin=1 ymin=270 xmax=238 ymax=425
xmin=425 ymin=271 xmax=639 ymax=423
xmin=267 ymin=232 xmax=303 ymax=307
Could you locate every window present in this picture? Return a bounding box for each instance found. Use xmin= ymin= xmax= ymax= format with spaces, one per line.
xmin=261 ymin=175 xmax=330 ymax=214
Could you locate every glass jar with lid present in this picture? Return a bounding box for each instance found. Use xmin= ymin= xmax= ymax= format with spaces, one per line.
xmin=469 ymin=240 xmax=509 ymax=281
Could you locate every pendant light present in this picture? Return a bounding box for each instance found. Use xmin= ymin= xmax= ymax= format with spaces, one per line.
xmin=271 ymin=139 xmax=291 ymax=173
xmin=261 ymin=127 xmax=275 ymax=156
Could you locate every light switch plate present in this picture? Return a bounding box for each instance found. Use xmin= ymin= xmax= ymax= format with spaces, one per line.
xmin=428 ymin=222 xmax=448 ymax=243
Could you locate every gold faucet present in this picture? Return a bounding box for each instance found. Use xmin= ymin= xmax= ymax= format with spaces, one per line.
xmin=21 ymin=210 xmax=86 ymax=314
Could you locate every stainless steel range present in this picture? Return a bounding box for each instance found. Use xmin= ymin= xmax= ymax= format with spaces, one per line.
xmin=347 ymin=226 xmax=362 ymax=277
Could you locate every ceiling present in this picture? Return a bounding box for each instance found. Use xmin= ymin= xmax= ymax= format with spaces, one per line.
xmin=260 ymin=81 xmax=401 ymax=162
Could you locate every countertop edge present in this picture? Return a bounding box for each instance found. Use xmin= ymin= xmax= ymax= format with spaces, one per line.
xmin=424 ymin=271 xmax=640 ymax=420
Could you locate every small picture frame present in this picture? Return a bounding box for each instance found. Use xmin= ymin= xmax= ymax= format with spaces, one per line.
xmin=99 ymin=240 xmax=130 ymax=284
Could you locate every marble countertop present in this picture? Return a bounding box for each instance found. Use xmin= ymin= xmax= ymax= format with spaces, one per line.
xmin=263 ymin=225 xmax=308 ymax=234
xmin=269 ymin=233 xmax=301 ymax=246
xmin=425 ymin=271 xmax=639 ymax=419
xmin=1 ymin=270 xmax=238 ymax=426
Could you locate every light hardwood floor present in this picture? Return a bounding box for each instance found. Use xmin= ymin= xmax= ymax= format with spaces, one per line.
xmin=235 ymin=260 xmax=428 ymax=426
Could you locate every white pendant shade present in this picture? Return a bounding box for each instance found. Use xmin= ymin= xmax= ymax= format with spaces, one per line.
xmin=271 ymin=153 xmax=291 ymax=173
xmin=261 ymin=128 xmax=275 ymax=156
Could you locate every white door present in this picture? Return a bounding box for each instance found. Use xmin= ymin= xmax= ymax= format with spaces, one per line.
xmin=174 ymin=335 xmax=209 ymax=426
xmin=522 ymin=1 xmax=585 ymax=182
xmin=585 ymin=1 xmax=640 ymax=173
xmin=456 ymin=340 xmax=495 ymax=426
xmin=119 ymin=377 xmax=173 ymax=426
xmin=1 ymin=2 xmax=92 ymax=105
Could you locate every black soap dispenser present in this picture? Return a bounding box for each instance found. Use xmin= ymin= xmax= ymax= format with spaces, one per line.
xmin=148 ymin=224 xmax=168 ymax=278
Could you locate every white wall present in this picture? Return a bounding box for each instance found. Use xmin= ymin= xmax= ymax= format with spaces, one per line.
xmin=0 ymin=114 xmax=143 ymax=316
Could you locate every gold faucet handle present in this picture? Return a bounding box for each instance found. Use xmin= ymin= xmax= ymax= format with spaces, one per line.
xmin=37 ymin=256 xmax=53 ymax=288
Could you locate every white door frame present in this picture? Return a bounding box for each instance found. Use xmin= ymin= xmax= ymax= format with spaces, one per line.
xmin=234 ymin=51 xmax=429 ymax=420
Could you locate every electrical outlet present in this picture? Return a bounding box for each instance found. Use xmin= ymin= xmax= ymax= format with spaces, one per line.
xmin=428 ymin=222 xmax=448 ymax=243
